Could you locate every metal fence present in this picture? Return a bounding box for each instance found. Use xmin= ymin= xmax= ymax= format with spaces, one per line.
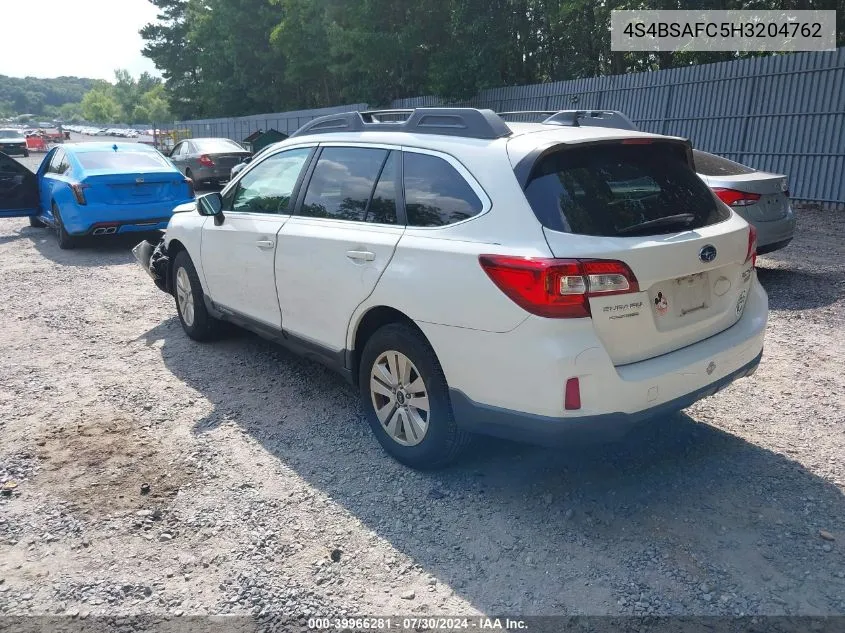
xmin=173 ymin=48 xmax=845 ymax=205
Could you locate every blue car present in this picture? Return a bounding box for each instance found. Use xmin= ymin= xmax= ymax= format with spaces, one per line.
xmin=0 ymin=143 xmax=194 ymax=249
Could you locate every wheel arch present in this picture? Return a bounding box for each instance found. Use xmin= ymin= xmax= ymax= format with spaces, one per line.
xmin=165 ymin=238 xmax=187 ymax=295
xmin=349 ymin=305 xmax=431 ymax=386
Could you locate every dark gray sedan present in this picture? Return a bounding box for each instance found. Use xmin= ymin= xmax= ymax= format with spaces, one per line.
xmin=168 ymin=137 xmax=251 ymax=187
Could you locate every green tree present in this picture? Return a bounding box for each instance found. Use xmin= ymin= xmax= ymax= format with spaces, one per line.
xmin=81 ymin=88 xmax=121 ymax=123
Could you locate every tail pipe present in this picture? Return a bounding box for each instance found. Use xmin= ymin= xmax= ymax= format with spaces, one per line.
xmin=92 ymin=226 xmax=118 ymax=235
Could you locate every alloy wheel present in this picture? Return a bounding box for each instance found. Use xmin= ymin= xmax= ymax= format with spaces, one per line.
xmin=369 ymin=350 xmax=430 ymax=446
xmin=175 ymin=267 xmax=195 ymax=327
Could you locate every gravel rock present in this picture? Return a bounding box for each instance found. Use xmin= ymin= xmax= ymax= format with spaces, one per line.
xmin=0 ymin=203 xmax=842 ymax=618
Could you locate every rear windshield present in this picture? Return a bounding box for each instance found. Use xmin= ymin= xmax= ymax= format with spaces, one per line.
xmin=76 ymin=151 xmax=170 ymax=171
xmin=693 ymin=149 xmax=756 ymax=176
xmin=0 ymin=130 xmax=21 ymax=138
xmin=192 ymin=138 xmax=244 ymax=153
xmin=525 ymin=142 xmax=728 ymax=237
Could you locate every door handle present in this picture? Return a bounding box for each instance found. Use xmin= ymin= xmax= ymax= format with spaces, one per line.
xmin=346 ymin=250 xmax=375 ymax=262
xmin=256 ymin=240 xmax=275 ymax=249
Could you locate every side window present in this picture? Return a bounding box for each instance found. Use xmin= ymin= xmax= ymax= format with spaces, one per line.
xmin=47 ymin=150 xmax=65 ymax=175
xmin=300 ymin=147 xmax=387 ymax=221
xmin=171 ymin=142 xmax=183 ymax=157
xmin=224 ymin=147 xmax=311 ymax=214
xmin=403 ymin=152 xmax=483 ymax=227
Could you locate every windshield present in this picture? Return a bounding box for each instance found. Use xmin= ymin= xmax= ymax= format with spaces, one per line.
xmin=525 ymin=142 xmax=729 ymax=237
xmin=192 ymin=138 xmax=244 ymax=153
xmin=0 ymin=130 xmax=22 ymax=139
xmin=76 ymin=151 xmax=171 ymax=171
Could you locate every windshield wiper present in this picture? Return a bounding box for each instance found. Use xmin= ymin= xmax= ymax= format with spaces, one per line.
xmin=616 ymin=213 xmax=696 ymax=236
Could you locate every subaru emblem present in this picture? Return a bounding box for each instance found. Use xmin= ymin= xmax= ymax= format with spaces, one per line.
xmin=136 ymin=177 xmax=145 ymax=184
xmin=699 ymin=244 xmax=717 ymax=263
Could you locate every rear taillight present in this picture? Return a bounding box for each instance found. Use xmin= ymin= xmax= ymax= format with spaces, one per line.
xmin=565 ymin=378 xmax=581 ymax=410
xmin=746 ymin=225 xmax=757 ymax=268
xmin=478 ymin=256 xmax=639 ymax=319
xmin=70 ymin=183 xmax=89 ymax=205
xmin=713 ymin=188 xmax=760 ymax=207
xmin=184 ymin=177 xmax=195 ymax=197
xmin=199 ymin=154 xmax=215 ymax=167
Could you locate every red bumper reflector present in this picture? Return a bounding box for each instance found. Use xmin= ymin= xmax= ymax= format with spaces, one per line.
xmin=565 ymin=378 xmax=581 ymax=410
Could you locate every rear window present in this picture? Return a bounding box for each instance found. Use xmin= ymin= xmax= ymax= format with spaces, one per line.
xmin=76 ymin=151 xmax=170 ymax=171
xmin=403 ymin=152 xmax=483 ymax=227
xmin=693 ymin=149 xmax=756 ymax=176
xmin=192 ymin=138 xmax=244 ymax=153
xmin=0 ymin=130 xmax=21 ymax=138
xmin=525 ymin=143 xmax=728 ymax=237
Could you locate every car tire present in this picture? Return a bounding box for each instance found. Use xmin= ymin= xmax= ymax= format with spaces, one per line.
xmin=23 ymin=150 xmax=29 ymax=158
xmin=359 ymin=323 xmax=471 ymax=469
xmin=172 ymin=250 xmax=223 ymax=342
xmin=53 ymin=203 xmax=76 ymax=250
xmin=28 ymin=215 xmax=46 ymax=228
xmin=185 ymin=168 xmax=193 ymax=182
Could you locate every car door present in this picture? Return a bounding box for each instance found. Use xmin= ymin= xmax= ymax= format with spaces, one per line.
xmin=37 ymin=149 xmax=71 ymax=222
xmin=0 ymin=151 xmax=38 ymax=217
xmin=170 ymin=142 xmax=190 ymax=173
xmin=200 ymin=146 xmax=314 ymax=328
xmin=275 ymin=145 xmax=405 ymax=354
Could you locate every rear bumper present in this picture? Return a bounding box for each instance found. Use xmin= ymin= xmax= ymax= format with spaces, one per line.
xmin=421 ymin=277 xmax=768 ymax=444
xmin=62 ymin=199 xmax=193 ymax=235
xmin=754 ymin=207 xmax=796 ymax=251
xmin=191 ymin=166 xmax=232 ymax=182
xmin=450 ymin=350 xmax=762 ymax=443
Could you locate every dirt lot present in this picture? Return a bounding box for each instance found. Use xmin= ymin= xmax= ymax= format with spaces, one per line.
xmin=0 ymin=193 xmax=843 ymax=622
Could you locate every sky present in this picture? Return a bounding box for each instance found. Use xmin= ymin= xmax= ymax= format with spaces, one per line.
xmin=0 ymin=0 xmax=161 ymax=81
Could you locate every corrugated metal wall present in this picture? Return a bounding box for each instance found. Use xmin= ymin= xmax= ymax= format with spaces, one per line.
xmin=174 ymin=49 xmax=844 ymax=204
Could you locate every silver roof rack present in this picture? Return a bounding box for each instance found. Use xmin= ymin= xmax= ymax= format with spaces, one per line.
xmin=290 ymin=108 xmax=513 ymax=140
xmin=498 ymin=110 xmax=638 ymax=131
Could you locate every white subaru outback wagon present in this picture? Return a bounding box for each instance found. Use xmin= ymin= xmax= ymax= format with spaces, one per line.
xmin=134 ymin=108 xmax=768 ymax=469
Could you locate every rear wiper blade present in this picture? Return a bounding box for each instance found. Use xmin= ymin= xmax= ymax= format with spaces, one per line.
xmin=616 ymin=213 xmax=696 ymax=236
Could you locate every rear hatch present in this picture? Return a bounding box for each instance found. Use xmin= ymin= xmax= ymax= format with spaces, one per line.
xmin=75 ymin=149 xmax=190 ymax=205
xmin=208 ymin=152 xmax=251 ymax=171
xmin=522 ymin=139 xmax=755 ymax=366
xmin=82 ymin=172 xmax=190 ymax=205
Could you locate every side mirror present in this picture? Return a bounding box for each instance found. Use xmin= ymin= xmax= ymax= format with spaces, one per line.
xmin=197 ymin=192 xmax=224 ymax=225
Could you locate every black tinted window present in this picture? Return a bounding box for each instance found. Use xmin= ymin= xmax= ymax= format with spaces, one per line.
xmin=525 ymin=143 xmax=728 ymax=237
xmin=301 ymin=147 xmax=387 ymax=221
xmin=403 ymin=153 xmax=482 ymax=226
xmin=693 ymin=149 xmax=756 ymax=176
xmin=366 ymin=152 xmax=398 ymax=224
xmin=77 ymin=152 xmax=169 ymax=171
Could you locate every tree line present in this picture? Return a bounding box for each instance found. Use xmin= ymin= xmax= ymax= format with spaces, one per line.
xmin=0 ymin=72 xmax=171 ymax=125
xmin=140 ymin=0 xmax=844 ymax=122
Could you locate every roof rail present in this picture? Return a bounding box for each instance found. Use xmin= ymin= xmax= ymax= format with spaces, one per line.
xmin=499 ymin=109 xmax=638 ymax=131
xmin=289 ymin=108 xmax=512 ymax=140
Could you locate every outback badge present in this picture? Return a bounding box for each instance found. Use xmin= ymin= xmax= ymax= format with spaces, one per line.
xmin=699 ymin=244 xmax=717 ymax=263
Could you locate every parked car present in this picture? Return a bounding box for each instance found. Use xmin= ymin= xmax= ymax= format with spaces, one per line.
xmin=0 ymin=143 xmax=194 ymax=249
xmin=694 ymin=150 xmax=795 ymax=254
xmin=229 ymin=143 xmax=280 ymax=180
xmin=0 ymin=128 xmax=29 ymax=157
xmin=167 ymin=137 xmax=251 ymax=187
xmin=133 ymin=108 xmax=767 ymax=469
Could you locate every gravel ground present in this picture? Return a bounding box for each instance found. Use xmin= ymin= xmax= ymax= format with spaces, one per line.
xmin=0 ymin=184 xmax=843 ymax=622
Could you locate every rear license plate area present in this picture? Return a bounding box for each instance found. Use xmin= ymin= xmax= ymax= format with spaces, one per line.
xmin=673 ymin=272 xmax=709 ymax=317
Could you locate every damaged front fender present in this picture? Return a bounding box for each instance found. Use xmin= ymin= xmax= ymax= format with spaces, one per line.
xmin=132 ymin=237 xmax=171 ymax=294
